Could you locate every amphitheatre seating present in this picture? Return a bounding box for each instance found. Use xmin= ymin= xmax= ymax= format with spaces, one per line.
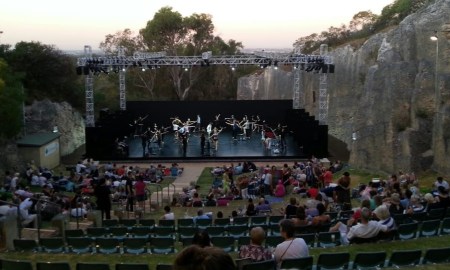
xmin=316 ymin=252 xmax=350 ymax=270
xmin=39 ymin=237 xmax=66 ymax=253
xmin=317 ymin=231 xmax=340 ymax=248
xmin=2 ymin=259 xmax=33 ymax=270
xmin=150 ymin=237 xmax=176 ymax=254
xmin=119 ymin=219 xmax=138 ymax=228
xmin=115 ymin=263 xmax=149 ymax=270
xmin=387 ymin=249 xmax=422 ymax=267
xmin=130 ymin=226 xmax=152 ymax=239
xmin=242 ymin=259 xmax=276 ymax=270
xmin=350 ymin=251 xmax=386 ymax=269
xmin=210 ymin=236 xmax=235 ymax=252
xmin=66 ymin=237 xmax=93 ymax=254
xmin=422 ymin=247 xmax=450 ymax=264
xmin=76 ymin=262 xmax=110 ymax=270
xmin=123 ymin=238 xmax=148 ymax=254
xmin=396 ymin=222 xmax=419 ymax=240
xmin=95 ymin=237 xmax=120 ymax=254
xmin=418 ymin=219 xmax=441 ymax=237
xmin=36 ymin=261 xmax=71 ymax=270
xmin=280 ymin=256 xmax=313 ymax=270
xmin=440 ymin=217 xmax=450 ymax=235
xmin=13 ymin=238 xmax=39 ymax=252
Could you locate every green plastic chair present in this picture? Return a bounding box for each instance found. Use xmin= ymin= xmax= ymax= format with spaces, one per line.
xmin=76 ymin=262 xmax=110 ymax=270
xmin=280 ymin=256 xmax=313 ymax=270
xmin=2 ymin=259 xmax=33 ymax=270
xmin=95 ymin=237 xmax=120 ymax=254
xmin=39 ymin=237 xmax=66 ymax=253
xmin=316 ymin=252 xmax=350 ymax=270
xmin=242 ymin=259 xmax=275 ymax=270
xmin=13 ymin=239 xmax=39 ymax=252
xmin=123 ymin=237 xmax=148 ymax=254
xmin=422 ymin=247 xmax=450 ymax=264
xmin=387 ymin=249 xmax=422 ymax=267
xmin=36 ymin=261 xmax=71 ymax=270
xmin=116 ymin=263 xmax=149 ymax=270
xmin=210 ymin=236 xmax=235 ymax=252
xmin=150 ymin=236 xmax=176 ymax=254
xmin=67 ymin=237 xmax=93 ymax=254
xmin=351 ymin=252 xmax=386 ymax=269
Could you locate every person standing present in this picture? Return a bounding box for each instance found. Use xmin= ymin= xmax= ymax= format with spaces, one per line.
xmin=124 ymin=172 xmax=134 ymax=212
xmin=200 ymin=131 xmax=206 ymax=156
xmin=134 ymin=177 xmax=146 ymax=209
xmin=274 ymin=219 xmax=309 ymax=269
xmin=94 ymin=178 xmax=111 ymax=220
xmin=333 ymin=171 xmax=352 ymax=211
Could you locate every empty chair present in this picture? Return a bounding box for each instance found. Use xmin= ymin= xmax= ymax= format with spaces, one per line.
xmin=268 ymin=215 xmax=284 ymax=225
xmin=215 ymin=218 xmax=231 ymax=227
xmin=178 ymin=218 xmax=195 ymax=228
xmin=210 ymin=236 xmax=235 ymax=252
xmin=351 ymin=252 xmax=387 ymax=269
xmin=103 ymin=219 xmax=119 ymax=227
xmin=109 ymin=226 xmax=130 ymax=241
xmin=419 ymin=219 xmax=441 ymax=237
xmin=427 ymin=208 xmax=445 ymax=220
xmin=156 ymin=264 xmax=173 ymax=270
xmin=440 ymin=217 xmax=450 ymax=235
xmin=228 ymin=225 xmax=248 ymax=239
xmin=265 ymin=235 xmax=283 ymax=248
xmin=324 ymin=211 xmax=338 ymax=222
xmin=123 ymin=237 xmax=148 ymax=254
xmin=39 ymin=237 xmax=66 ymax=253
xmin=180 ymin=237 xmax=194 ymax=247
xmin=237 ymin=236 xmax=251 ymax=247
xmin=242 ymin=259 xmax=276 ymax=270
xmin=65 ymin=229 xmax=84 ymax=238
xmin=150 ymin=236 xmax=176 ymax=254
xmin=251 ymin=216 xmax=267 ymax=226
xmin=36 ymin=262 xmax=71 ymax=270
xmin=269 ymin=224 xmax=281 ymax=236
xmin=67 ymin=237 xmax=93 ymax=254
xmin=130 ymin=226 xmax=152 ymax=239
xmin=76 ymin=262 xmax=110 ymax=270
xmin=317 ymin=231 xmax=340 ymax=248
xmin=297 ymin=233 xmax=315 ymax=248
xmin=387 ymin=249 xmax=422 ymax=267
xmin=140 ymin=219 xmax=156 ymax=228
xmin=95 ymin=237 xmax=120 ymax=254
xmin=195 ymin=218 xmax=212 ymax=229
xmin=316 ymin=252 xmax=350 ymax=270
xmin=116 ymin=263 xmax=149 ymax=270
xmin=120 ymin=219 xmax=138 ymax=228
xmin=86 ymin=227 xmax=108 ymax=239
xmin=158 ymin=219 xmax=175 ymax=228
xmin=178 ymin=226 xmax=199 ymax=239
xmin=206 ymin=226 xmax=227 ymax=237
xmin=154 ymin=226 xmax=175 ymax=238
xmin=233 ymin=217 xmax=249 ymax=226
xmin=410 ymin=212 xmax=427 ymax=223
xmin=2 ymin=259 xmax=33 ymax=270
xmin=280 ymin=256 xmax=313 ymax=270
xmin=396 ymin=222 xmax=419 ymax=240
xmin=13 ymin=239 xmax=38 ymax=252
xmin=422 ymin=247 xmax=450 ymax=264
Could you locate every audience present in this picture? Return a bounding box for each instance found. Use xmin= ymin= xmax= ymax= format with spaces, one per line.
xmin=174 ymin=245 xmax=235 ymax=270
xmin=238 ymin=226 xmax=272 ymax=261
xmin=273 ymin=219 xmax=309 ymax=269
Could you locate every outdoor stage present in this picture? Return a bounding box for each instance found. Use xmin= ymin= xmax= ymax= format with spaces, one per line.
xmin=85 ymin=100 xmax=328 ymax=161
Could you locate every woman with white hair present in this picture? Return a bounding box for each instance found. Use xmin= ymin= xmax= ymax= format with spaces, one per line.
xmin=373 ymin=205 xmax=396 ymax=231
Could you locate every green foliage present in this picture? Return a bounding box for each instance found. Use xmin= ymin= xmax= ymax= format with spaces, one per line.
xmin=2 ymin=41 xmax=84 ymax=109
xmin=294 ymin=0 xmax=433 ymax=53
xmin=0 ymin=59 xmax=25 ymax=138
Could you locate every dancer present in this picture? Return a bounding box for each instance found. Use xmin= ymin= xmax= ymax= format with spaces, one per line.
xmin=171 ymin=116 xmax=182 ymax=141
xmin=214 ymin=114 xmax=221 ymax=128
xmin=225 ymin=117 xmax=241 ymax=140
xmin=210 ymin=127 xmax=224 ymax=151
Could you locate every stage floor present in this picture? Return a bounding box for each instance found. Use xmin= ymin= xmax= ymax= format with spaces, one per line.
xmin=125 ymin=130 xmax=304 ymax=160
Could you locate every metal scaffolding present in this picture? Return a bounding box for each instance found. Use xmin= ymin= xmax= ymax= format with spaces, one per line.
xmin=76 ymin=47 xmax=334 ymax=126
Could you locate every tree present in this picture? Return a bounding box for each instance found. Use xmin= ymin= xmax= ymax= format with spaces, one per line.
xmin=0 ymin=59 xmax=24 ymax=138
xmin=140 ymin=7 xmax=220 ymax=100
xmin=3 ymin=41 xmax=83 ymax=108
xmin=349 ymin=11 xmax=378 ymax=32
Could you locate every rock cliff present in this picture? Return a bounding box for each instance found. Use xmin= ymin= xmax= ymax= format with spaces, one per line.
xmin=237 ymin=0 xmax=450 ymax=174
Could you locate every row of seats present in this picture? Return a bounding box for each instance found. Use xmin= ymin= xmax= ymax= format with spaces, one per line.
xmin=0 ymin=260 xmax=173 ymax=270
xmin=239 ymin=248 xmax=450 ymax=270
xmin=4 ymin=247 xmax=450 ymax=270
xmin=101 ymin=215 xmax=285 ymax=228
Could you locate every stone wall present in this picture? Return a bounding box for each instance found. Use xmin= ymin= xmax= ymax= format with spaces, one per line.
xmin=237 ymin=0 xmax=450 ymax=174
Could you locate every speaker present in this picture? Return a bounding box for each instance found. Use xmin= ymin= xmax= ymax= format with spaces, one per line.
xmin=321 ymin=64 xmax=328 ymax=73
xmin=328 ymin=64 xmax=335 ymax=73
xmin=83 ymin=66 xmax=90 ymax=75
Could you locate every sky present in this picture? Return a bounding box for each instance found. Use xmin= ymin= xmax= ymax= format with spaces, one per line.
xmin=0 ymin=0 xmax=394 ymax=51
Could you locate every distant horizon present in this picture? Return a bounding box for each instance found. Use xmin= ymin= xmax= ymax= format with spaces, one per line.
xmin=1 ymin=0 xmax=394 ymax=51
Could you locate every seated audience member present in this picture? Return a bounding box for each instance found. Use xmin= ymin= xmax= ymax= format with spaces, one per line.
xmin=192 ymin=230 xmax=211 ymax=248
xmin=330 ymin=207 xmax=388 ymax=245
xmin=373 ymin=205 xmax=396 ymax=231
xmin=274 ymin=180 xmax=286 ymax=197
xmin=436 ymin=186 xmax=450 ymax=209
xmin=161 ymin=205 xmax=175 ymax=220
xmin=387 ymin=193 xmax=405 ymax=215
xmin=433 ymin=176 xmax=449 ymax=192
xmin=192 ymin=192 xmax=203 ymax=207
xmin=239 ymin=226 xmax=272 ymax=261
xmin=280 ymin=197 xmax=298 ymax=218
xmin=71 ymin=202 xmax=87 ymax=218
xmin=173 ymin=245 xmax=235 ymax=270
xmin=194 ymin=209 xmax=211 ymax=223
xmin=18 ymin=196 xmax=37 ymax=228
xmin=205 ymin=194 xmax=217 ymax=207
xmin=409 ymin=194 xmax=425 ymax=213
xmin=274 ymin=219 xmax=309 ymax=268
xmin=424 ymin=193 xmax=440 ymax=212
xmin=255 ymin=197 xmax=271 ymax=214
xmin=310 ymin=203 xmax=330 ymax=226
xmin=246 ymin=201 xmax=257 ymax=216
xmin=291 ymin=206 xmax=310 ymax=227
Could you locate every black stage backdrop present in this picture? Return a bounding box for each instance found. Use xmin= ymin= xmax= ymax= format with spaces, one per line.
xmin=85 ymin=100 xmax=328 ymax=160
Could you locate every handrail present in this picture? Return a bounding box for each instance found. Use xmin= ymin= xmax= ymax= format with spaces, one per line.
xmin=146 ymin=184 xmax=162 ymax=209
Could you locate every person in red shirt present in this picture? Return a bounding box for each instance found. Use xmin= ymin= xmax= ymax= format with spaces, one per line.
xmin=134 ymin=177 xmax=146 ymax=209
xmin=322 ymin=168 xmax=333 ymax=187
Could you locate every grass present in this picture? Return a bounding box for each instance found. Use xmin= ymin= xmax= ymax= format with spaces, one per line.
xmin=4 ymin=164 xmax=448 ymax=269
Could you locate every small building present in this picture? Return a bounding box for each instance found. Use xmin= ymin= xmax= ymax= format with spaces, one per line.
xmin=17 ymin=132 xmax=61 ymax=169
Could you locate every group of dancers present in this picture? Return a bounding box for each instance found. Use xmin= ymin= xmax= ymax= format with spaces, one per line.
xmin=125 ymin=113 xmax=288 ymax=157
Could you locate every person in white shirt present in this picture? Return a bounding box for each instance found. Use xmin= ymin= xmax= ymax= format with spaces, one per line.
xmin=161 ymin=205 xmax=175 ymax=220
xmin=75 ymin=161 xmax=87 ymax=174
xmin=273 ymin=219 xmax=309 ymax=269
xmin=71 ymin=202 xmax=87 ymax=218
xmin=19 ymin=197 xmax=37 ymax=227
xmin=434 ymin=176 xmax=449 ymax=192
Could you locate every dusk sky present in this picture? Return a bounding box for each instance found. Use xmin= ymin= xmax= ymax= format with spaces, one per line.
xmin=1 ymin=0 xmax=394 ymax=51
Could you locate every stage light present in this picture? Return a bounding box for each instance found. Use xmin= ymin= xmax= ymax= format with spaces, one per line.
xmin=141 ymin=67 xmax=146 ymax=72
xmin=122 ymin=67 xmax=126 ymax=72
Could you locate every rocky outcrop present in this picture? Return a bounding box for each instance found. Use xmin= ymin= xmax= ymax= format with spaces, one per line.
xmin=24 ymin=99 xmax=85 ymax=156
xmin=237 ymin=0 xmax=450 ymax=174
